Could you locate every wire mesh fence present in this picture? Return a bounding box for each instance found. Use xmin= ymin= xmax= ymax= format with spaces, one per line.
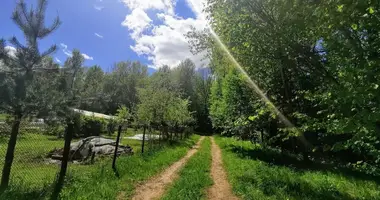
xmin=0 ymin=117 xmax=189 ymax=198
xmin=0 ymin=121 xmax=62 ymax=193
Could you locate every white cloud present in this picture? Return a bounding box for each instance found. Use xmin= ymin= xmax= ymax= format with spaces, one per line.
xmin=81 ymin=53 xmax=94 ymax=60
xmin=60 ymin=43 xmax=67 ymax=49
xmin=121 ymin=0 xmax=209 ymax=69
xmin=5 ymin=46 xmax=17 ymax=57
xmin=185 ymin=0 xmax=207 ymax=17
xmin=121 ymin=8 xmax=152 ymax=39
xmin=60 ymin=43 xmax=93 ymax=60
xmin=94 ymin=5 xmax=104 ymax=11
xmin=60 ymin=43 xmax=72 ymax=57
xmin=55 ymin=57 xmax=61 ymax=63
xmin=131 ymin=15 xmax=207 ymax=68
xmin=121 ymin=0 xmax=175 ymax=15
xmin=94 ymin=33 xmax=104 ymax=39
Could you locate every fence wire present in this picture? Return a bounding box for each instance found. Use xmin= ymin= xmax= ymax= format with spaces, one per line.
xmin=0 ymin=119 xmax=188 ymax=199
xmin=0 ymin=121 xmax=62 ymax=189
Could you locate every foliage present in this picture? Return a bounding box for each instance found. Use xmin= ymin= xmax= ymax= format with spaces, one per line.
xmin=101 ymin=61 xmax=148 ymax=114
xmin=214 ymin=136 xmax=380 ymax=200
xmin=0 ymin=0 xmax=62 ymax=189
xmin=0 ymin=114 xmax=8 ymax=121
xmin=116 ymin=105 xmax=130 ymax=124
xmin=136 ymin=68 xmax=194 ymax=128
xmin=77 ymin=115 xmax=108 ymax=137
xmin=172 ymin=60 xmax=213 ymax=132
xmin=187 ymin=0 xmax=380 ymax=172
xmin=59 ymin=135 xmax=200 ymax=200
xmin=79 ymin=65 xmax=105 ymax=113
xmin=0 ymin=0 xmax=61 ymax=117
xmin=0 ymin=133 xmax=199 ymax=199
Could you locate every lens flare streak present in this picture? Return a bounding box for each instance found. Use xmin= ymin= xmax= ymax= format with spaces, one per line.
xmin=190 ymin=2 xmax=309 ymax=146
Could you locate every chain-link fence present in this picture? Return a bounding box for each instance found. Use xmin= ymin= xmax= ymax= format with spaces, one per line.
xmin=0 ymin=118 xmax=127 ymax=199
xmin=0 ymin=117 xmax=191 ymax=199
xmin=0 ymin=120 xmax=62 ymax=197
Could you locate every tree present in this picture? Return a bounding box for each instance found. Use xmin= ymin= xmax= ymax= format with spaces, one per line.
xmin=137 ymin=66 xmax=193 ymax=140
xmin=0 ymin=0 xmax=61 ymax=189
xmin=116 ymin=105 xmax=130 ymax=125
xmin=171 ymin=59 xmax=213 ymax=132
xmin=102 ymin=61 xmax=148 ymax=114
xmin=193 ymin=73 xmax=213 ymax=133
xmin=189 ymin=0 xmax=380 ymax=171
xmin=80 ymin=65 xmax=105 ymax=112
xmin=52 ymin=50 xmax=84 ymax=199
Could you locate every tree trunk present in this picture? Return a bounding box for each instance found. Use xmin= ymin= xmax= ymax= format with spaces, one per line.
xmin=141 ymin=126 xmax=146 ymax=154
xmin=159 ymin=126 xmax=163 ymax=146
xmin=112 ymin=125 xmax=123 ymax=170
xmin=51 ymin=122 xmax=74 ymax=200
xmin=148 ymin=126 xmax=153 ymax=150
xmin=0 ymin=114 xmax=22 ymax=190
xmin=303 ymin=151 xmax=310 ymax=163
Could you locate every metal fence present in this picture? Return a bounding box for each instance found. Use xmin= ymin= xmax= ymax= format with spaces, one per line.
xmin=0 ymin=119 xmax=129 ymax=199
xmin=0 ymin=118 xmax=189 ymax=199
xmin=0 ymin=121 xmax=60 ymax=197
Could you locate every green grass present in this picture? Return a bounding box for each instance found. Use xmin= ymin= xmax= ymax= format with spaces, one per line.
xmin=0 ymin=114 xmax=8 ymax=121
xmin=59 ymin=135 xmax=200 ymax=200
xmin=0 ymin=134 xmax=65 ymax=188
xmin=214 ymin=136 xmax=380 ymax=200
xmin=161 ymin=137 xmax=212 ymax=200
xmin=0 ymin=131 xmax=199 ymax=199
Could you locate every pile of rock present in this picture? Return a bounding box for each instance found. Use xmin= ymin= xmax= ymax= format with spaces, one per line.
xmin=47 ymin=136 xmax=133 ymax=163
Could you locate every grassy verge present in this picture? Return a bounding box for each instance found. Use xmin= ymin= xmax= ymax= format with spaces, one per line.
xmin=0 ymin=132 xmax=144 ymax=188
xmin=0 ymin=132 xmax=199 ymax=199
xmin=214 ymin=136 xmax=380 ymax=200
xmin=60 ymin=135 xmax=200 ymax=200
xmin=161 ymin=137 xmax=212 ymax=200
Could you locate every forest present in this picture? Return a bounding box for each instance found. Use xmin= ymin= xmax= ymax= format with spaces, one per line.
xmin=1 ymin=0 xmax=380 ymax=199
xmin=194 ymin=0 xmax=380 ymax=175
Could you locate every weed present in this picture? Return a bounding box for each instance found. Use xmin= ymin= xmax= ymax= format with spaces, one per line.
xmin=214 ymin=136 xmax=380 ymax=200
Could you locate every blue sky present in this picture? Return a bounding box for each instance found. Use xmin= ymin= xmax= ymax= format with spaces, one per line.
xmin=0 ymin=0 xmax=208 ymax=71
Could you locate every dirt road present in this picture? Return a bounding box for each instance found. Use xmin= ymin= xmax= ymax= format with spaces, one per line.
xmin=207 ymin=137 xmax=239 ymax=200
xmin=126 ymin=136 xmax=205 ymax=200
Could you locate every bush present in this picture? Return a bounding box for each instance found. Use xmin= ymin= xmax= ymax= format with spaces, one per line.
xmin=44 ymin=123 xmax=65 ymax=137
xmin=77 ymin=115 xmax=108 ymax=137
xmin=106 ymin=119 xmax=117 ymax=135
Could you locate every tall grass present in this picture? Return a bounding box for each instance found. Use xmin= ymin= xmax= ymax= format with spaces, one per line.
xmin=0 ymin=132 xmax=199 ymax=199
xmin=161 ymin=137 xmax=212 ymax=200
xmin=60 ymin=135 xmax=200 ymax=200
xmin=214 ymin=136 xmax=380 ymax=200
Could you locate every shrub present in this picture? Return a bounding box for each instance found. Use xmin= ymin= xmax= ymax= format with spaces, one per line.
xmin=78 ymin=115 xmax=108 ymax=137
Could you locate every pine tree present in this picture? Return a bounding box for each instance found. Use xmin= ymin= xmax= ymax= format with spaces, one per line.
xmin=0 ymin=0 xmax=61 ymax=189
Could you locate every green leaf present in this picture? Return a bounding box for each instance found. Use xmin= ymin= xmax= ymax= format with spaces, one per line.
xmin=351 ymin=24 xmax=358 ymax=30
xmin=248 ymin=115 xmax=257 ymax=121
xmin=337 ymin=5 xmax=344 ymax=13
xmin=369 ymin=7 xmax=375 ymax=14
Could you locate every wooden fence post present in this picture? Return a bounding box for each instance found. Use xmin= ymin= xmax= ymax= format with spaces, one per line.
xmin=141 ymin=126 xmax=146 ymax=154
xmin=51 ymin=121 xmax=74 ymax=200
xmin=112 ymin=125 xmax=122 ymax=170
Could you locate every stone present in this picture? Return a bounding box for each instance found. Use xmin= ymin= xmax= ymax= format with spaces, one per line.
xmin=47 ymin=136 xmax=133 ymax=163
